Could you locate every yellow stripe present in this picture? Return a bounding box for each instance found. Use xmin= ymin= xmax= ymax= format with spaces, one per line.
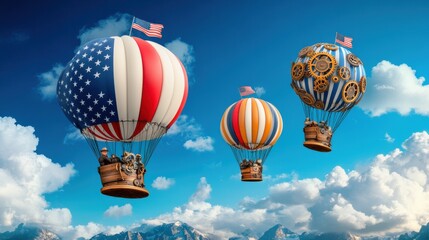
xmin=251 ymin=98 xmax=259 ymax=144
xmin=239 ymin=98 xmax=248 ymax=146
xmin=258 ymin=99 xmax=272 ymax=147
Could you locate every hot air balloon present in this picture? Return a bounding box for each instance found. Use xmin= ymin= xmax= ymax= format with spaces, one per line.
xmin=57 ymin=36 xmax=188 ymax=198
xmin=290 ymin=43 xmax=366 ymax=152
xmin=220 ymin=97 xmax=283 ymax=181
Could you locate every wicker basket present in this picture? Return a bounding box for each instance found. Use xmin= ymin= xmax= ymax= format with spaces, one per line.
xmin=303 ymin=125 xmax=332 ymax=152
xmin=98 ymin=163 xmax=149 ymax=198
xmin=240 ymin=165 xmax=263 ymax=181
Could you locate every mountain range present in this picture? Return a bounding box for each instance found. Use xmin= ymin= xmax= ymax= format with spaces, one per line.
xmin=1 ymin=221 xmax=429 ymax=240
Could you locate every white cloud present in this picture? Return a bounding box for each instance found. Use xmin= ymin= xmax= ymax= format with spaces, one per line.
xmin=254 ymin=87 xmax=266 ymax=97
xmin=184 ymin=136 xmax=214 ymax=152
xmin=0 ymin=117 xmax=75 ymax=233
xmin=360 ymin=60 xmax=429 ymax=116
xmin=104 ymin=204 xmax=132 ymax=218
xmin=38 ymin=64 xmax=64 ymax=100
xmin=140 ymin=131 xmax=429 ymax=237
xmin=167 ymin=115 xmax=214 ymax=152
xmin=63 ymin=127 xmax=84 ymax=144
xmin=385 ymin=133 xmax=395 ymax=143
xmin=78 ymin=13 xmax=131 ymax=46
xmin=166 ymin=115 xmax=201 ymax=137
xmin=152 ymin=176 xmax=175 ymax=190
xmin=165 ymin=38 xmax=195 ymax=79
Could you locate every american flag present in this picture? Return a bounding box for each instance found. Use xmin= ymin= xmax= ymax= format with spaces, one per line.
xmin=335 ymin=33 xmax=353 ymax=48
xmin=57 ymin=37 xmax=119 ymax=133
xmin=131 ymin=17 xmax=164 ymax=38
xmin=239 ymin=86 xmax=255 ymax=97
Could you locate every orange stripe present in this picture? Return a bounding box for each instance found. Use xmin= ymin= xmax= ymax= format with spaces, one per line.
xmin=258 ymin=100 xmax=273 ymax=147
xmin=220 ymin=108 xmax=234 ymax=146
xmin=238 ymin=98 xmax=249 ymax=148
xmin=251 ymin=98 xmax=259 ymax=144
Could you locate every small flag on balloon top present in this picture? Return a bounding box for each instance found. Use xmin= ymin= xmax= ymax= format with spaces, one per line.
xmin=239 ymin=86 xmax=256 ymax=97
xmin=130 ymin=17 xmax=164 ymax=38
xmin=335 ymin=32 xmax=353 ymax=48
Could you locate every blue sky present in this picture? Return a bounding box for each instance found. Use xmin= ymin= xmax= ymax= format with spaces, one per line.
xmin=2 ymin=0 xmax=429 ymax=239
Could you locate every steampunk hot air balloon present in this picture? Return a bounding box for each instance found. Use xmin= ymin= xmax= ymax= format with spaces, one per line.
xmin=290 ymin=43 xmax=366 ymax=152
xmin=220 ymin=97 xmax=283 ymax=181
xmin=57 ymin=36 xmax=188 ymax=198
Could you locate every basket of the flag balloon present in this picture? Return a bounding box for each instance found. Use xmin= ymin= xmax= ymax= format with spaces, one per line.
xmin=303 ymin=122 xmax=332 ymax=152
xmin=98 ymin=153 xmax=149 ymax=198
xmin=239 ymin=159 xmax=263 ymax=181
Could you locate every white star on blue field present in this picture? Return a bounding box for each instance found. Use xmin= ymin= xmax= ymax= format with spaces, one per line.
xmin=1 ymin=0 xmax=429 ymax=239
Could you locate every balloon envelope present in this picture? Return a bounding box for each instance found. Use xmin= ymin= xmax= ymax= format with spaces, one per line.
xmin=57 ymin=36 xmax=188 ymax=143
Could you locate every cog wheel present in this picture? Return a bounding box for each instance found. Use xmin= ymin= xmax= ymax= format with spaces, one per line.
xmin=314 ymin=100 xmax=325 ymax=109
xmin=308 ymin=52 xmax=337 ymax=78
xmin=331 ymin=76 xmax=340 ymax=83
xmin=299 ymin=92 xmax=316 ymax=106
xmin=291 ymin=62 xmax=305 ymax=81
xmin=347 ymin=53 xmax=361 ymax=66
xmin=306 ymin=49 xmax=315 ymax=58
xmin=359 ymin=76 xmax=367 ymax=93
xmin=313 ymin=77 xmax=330 ymax=93
xmin=315 ymin=43 xmax=322 ymax=47
xmin=324 ymin=44 xmax=338 ymax=51
xmin=338 ymin=67 xmax=351 ymax=80
xmin=298 ymin=47 xmax=311 ymax=58
xmin=342 ymin=80 xmax=360 ymax=103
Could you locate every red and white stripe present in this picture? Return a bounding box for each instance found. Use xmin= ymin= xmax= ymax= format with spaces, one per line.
xmin=84 ymin=36 xmax=188 ymax=141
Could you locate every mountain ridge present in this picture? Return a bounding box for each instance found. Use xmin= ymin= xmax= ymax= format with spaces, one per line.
xmin=2 ymin=221 xmax=429 ymax=240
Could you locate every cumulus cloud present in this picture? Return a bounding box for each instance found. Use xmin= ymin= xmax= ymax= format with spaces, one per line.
xmin=167 ymin=115 xmax=214 ymax=152
xmin=184 ymin=136 xmax=214 ymax=152
xmin=78 ymin=13 xmax=131 ymax=46
xmin=38 ymin=64 xmax=64 ymax=100
xmin=254 ymin=87 xmax=266 ymax=97
xmin=141 ymin=131 xmax=429 ymax=237
xmin=385 ymin=133 xmax=395 ymax=143
xmin=0 ymin=117 xmax=75 ymax=233
xmin=360 ymin=60 xmax=429 ymax=116
xmin=104 ymin=204 xmax=132 ymax=218
xmin=165 ymin=38 xmax=195 ymax=80
xmin=166 ymin=115 xmax=202 ymax=137
xmin=63 ymin=127 xmax=84 ymax=144
xmin=152 ymin=176 xmax=175 ymax=190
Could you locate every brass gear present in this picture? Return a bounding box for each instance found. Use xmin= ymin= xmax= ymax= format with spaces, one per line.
xmin=304 ymin=64 xmax=312 ymax=78
xmin=308 ymin=52 xmax=337 ymax=78
xmin=299 ymin=92 xmax=316 ymax=105
xmin=314 ymin=100 xmax=325 ymax=109
xmin=299 ymin=46 xmax=311 ymax=58
xmin=359 ymin=76 xmax=367 ymax=93
xmin=342 ymin=80 xmax=360 ymax=103
xmin=291 ymin=62 xmax=305 ymax=81
xmin=324 ymin=44 xmax=338 ymax=51
xmin=313 ymin=77 xmax=330 ymax=93
xmin=338 ymin=67 xmax=351 ymax=80
xmin=315 ymin=43 xmax=322 ymax=47
xmin=347 ymin=53 xmax=361 ymax=67
xmin=306 ymin=49 xmax=315 ymax=58
xmin=331 ymin=76 xmax=340 ymax=83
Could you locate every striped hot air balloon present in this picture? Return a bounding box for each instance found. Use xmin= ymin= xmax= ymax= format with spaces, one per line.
xmin=57 ymin=36 xmax=188 ymax=198
xmin=290 ymin=43 xmax=366 ymax=152
xmin=220 ymin=97 xmax=283 ymax=181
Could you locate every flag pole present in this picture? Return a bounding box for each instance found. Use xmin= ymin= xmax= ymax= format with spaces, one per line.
xmin=129 ymin=16 xmax=136 ymax=36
